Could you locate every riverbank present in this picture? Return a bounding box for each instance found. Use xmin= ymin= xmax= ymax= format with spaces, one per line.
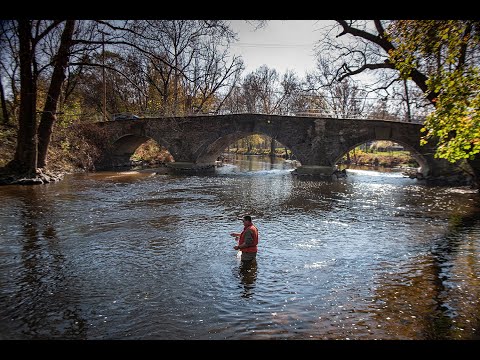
xmin=0 ymin=124 xmax=84 ymax=185
xmin=224 ymin=148 xmax=418 ymax=168
xmin=0 ymin=125 xmax=16 ymax=169
xmin=0 ymin=124 xmax=174 ymax=185
xmin=337 ymin=149 xmax=418 ymax=168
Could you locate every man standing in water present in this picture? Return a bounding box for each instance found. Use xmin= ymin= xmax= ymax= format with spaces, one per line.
xmin=230 ymin=215 xmax=259 ymax=262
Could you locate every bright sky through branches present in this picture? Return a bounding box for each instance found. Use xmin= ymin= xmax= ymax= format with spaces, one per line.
xmin=228 ymin=20 xmax=334 ymax=76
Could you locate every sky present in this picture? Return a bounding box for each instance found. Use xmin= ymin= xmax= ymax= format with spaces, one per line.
xmin=227 ymin=20 xmax=335 ymax=77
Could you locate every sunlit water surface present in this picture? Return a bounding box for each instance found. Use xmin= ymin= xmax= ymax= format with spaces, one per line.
xmin=1 ymin=155 xmax=479 ymax=339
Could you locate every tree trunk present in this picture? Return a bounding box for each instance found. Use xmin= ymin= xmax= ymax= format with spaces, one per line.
xmin=37 ymin=20 xmax=75 ymax=168
xmin=9 ymin=20 xmax=37 ymax=177
xmin=0 ymin=75 xmax=9 ymax=125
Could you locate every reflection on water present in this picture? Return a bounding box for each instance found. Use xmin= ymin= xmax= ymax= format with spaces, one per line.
xmin=0 ymin=155 xmax=479 ymax=339
xmin=237 ymin=259 xmax=258 ymax=299
xmin=0 ymin=186 xmax=87 ymax=339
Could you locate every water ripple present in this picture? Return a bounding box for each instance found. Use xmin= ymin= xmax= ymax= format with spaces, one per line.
xmin=1 ymin=159 xmax=479 ymax=339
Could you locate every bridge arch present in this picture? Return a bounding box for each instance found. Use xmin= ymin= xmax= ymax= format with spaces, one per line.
xmin=112 ymin=134 xmax=151 ymax=156
xmin=331 ymin=139 xmax=429 ymax=175
xmin=109 ymin=133 xmax=174 ymax=167
xmin=195 ymin=131 xmax=298 ymax=165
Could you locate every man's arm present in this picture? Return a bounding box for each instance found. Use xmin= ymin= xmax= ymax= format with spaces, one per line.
xmin=237 ymin=229 xmax=253 ymax=249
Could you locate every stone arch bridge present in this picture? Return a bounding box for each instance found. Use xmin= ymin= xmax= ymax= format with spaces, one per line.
xmin=87 ymin=113 xmax=471 ymax=183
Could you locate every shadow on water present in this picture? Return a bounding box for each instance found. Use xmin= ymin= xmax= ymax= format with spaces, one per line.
xmin=0 ymin=186 xmax=87 ymax=339
xmin=428 ymin=203 xmax=480 ymax=340
xmin=368 ymin=200 xmax=480 ymax=340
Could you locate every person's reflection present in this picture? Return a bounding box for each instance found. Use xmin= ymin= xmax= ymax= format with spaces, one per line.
xmin=238 ymin=259 xmax=258 ymax=298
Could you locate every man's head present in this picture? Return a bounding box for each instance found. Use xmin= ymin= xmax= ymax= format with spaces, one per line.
xmin=242 ymin=215 xmax=252 ymax=225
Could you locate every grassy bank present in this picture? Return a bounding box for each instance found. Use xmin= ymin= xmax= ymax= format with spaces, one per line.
xmin=226 ymin=147 xmax=417 ymax=168
xmin=338 ymin=149 xmax=418 ymax=168
xmin=226 ymin=147 xmax=292 ymax=158
xmin=130 ymin=139 xmax=174 ymax=165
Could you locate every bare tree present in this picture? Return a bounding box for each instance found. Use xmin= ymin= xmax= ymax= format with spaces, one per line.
xmin=0 ymin=75 xmax=9 ymax=124
xmin=0 ymin=21 xmax=20 ymax=125
xmin=121 ymin=20 xmax=242 ymax=116
xmin=2 ymin=20 xmax=105 ymax=176
xmin=70 ymin=20 xmax=243 ymax=117
xmin=315 ymin=20 xmax=436 ymax=106
xmin=13 ymin=20 xmax=38 ymax=176
xmin=305 ymin=56 xmax=371 ymax=118
xmin=221 ymin=65 xmax=310 ymax=155
xmin=238 ymin=65 xmax=305 ymax=115
xmin=1 ymin=20 xmax=244 ymax=180
xmin=218 ymin=83 xmax=246 ymax=114
xmin=37 ymin=20 xmax=76 ymax=168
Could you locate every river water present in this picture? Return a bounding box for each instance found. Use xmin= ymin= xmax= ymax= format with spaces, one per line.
xmin=1 ymin=155 xmax=479 ymax=340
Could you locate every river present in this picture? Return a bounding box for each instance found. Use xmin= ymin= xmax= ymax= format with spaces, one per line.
xmin=1 ymin=155 xmax=479 ymax=340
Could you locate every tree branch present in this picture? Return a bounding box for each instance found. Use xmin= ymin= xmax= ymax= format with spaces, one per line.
xmin=337 ymin=61 xmax=394 ymax=82
xmin=70 ymin=61 xmax=147 ymax=94
xmin=457 ymin=21 xmax=472 ymax=71
xmin=335 ymin=20 xmax=394 ymax=53
xmin=34 ymin=20 xmax=64 ymax=44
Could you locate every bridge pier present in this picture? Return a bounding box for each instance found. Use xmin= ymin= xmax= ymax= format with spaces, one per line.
xmin=421 ymin=157 xmax=474 ymax=186
xmin=292 ymin=165 xmax=337 ymax=179
xmin=95 ymin=154 xmax=132 ymax=170
xmin=165 ymin=162 xmax=216 ymax=173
